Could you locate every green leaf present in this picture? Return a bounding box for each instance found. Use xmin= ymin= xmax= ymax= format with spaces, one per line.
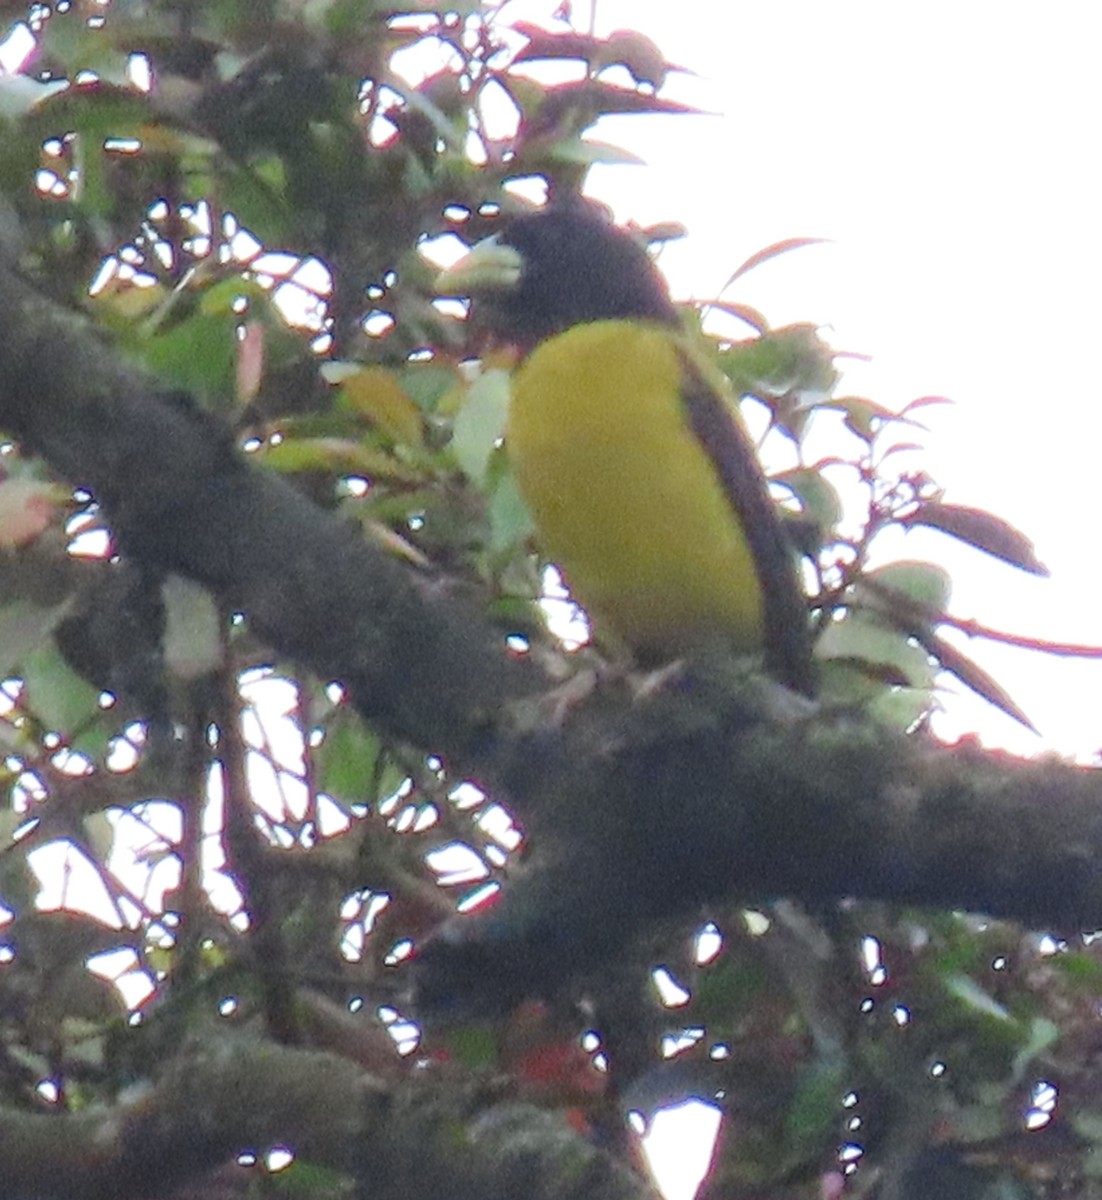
xmin=1010 ymin=1016 xmax=1058 ymax=1081
xmin=0 ymin=598 xmax=71 ymax=677
xmin=33 ymin=85 xmax=155 ymax=219
xmin=816 ymin=609 xmax=936 ymax=690
xmin=825 ymin=394 xmax=897 ymax=442
xmin=216 ymin=161 xmax=296 ymax=246
xmin=143 ymin=311 xmax=237 ymax=406
xmin=867 ymin=685 xmax=934 ymax=732
xmin=860 ymin=560 xmax=952 ymax=623
xmin=398 ymin=362 xmax=461 ymax=413
xmin=549 ymin=137 xmax=646 ymax=167
xmin=774 ymin=467 xmax=843 ymax=534
xmin=944 ymin=972 xmax=1012 ymax=1022
xmin=314 ymin=716 xmax=381 ymax=807
xmin=452 ymin=369 xmax=510 ymax=487
xmin=783 ymin=1057 xmax=847 ymax=1159
xmin=21 ymin=640 xmax=102 ymax=734
xmin=38 ymin=14 xmax=132 ymax=83
xmin=262 ymin=437 xmax=421 ymax=483
xmin=197 ymin=275 xmax=270 ymax=317
xmin=443 ymin=1022 xmax=499 ymax=1070
xmin=487 ymin=468 xmax=534 ymax=558
xmin=267 ymin=1158 xmax=354 ymax=1197
xmin=333 ymin=365 xmax=425 ymax=447
xmin=719 ymin=324 xmax=838 ymax=400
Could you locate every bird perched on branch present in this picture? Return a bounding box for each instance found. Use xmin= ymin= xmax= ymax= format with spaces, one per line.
xmin=437 ymin=203 xmax=815 ymax=696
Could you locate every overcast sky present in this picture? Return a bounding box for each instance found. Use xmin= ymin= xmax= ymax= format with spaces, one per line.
xmin=551 ymin=0 xmax=1102 ymax=759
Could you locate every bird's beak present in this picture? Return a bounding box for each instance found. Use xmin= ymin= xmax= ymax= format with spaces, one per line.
xmin=434 ymin=235 xmax=524 ymax=297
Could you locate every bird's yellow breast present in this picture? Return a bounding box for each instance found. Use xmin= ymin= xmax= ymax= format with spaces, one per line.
xmin=507 ymin=319 xmax=765 ymax=660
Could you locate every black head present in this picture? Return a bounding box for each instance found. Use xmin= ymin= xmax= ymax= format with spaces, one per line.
xmin=440 ymin=205 xmax=679 ymax=348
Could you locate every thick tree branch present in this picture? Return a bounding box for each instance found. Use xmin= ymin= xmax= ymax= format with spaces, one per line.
xmin=0 ymin=1039 xmax=660 ymax=1200
xmin=0 ymin=262 xmax=531 ymax=756
xmin=419 ymin=676 xmax=1102 ymax=1012
xmin=3 ymin=262 xmax=1102 ymax=964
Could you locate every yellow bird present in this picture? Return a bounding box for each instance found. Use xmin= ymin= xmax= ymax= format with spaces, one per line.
xmin=437 ymin=204 xmax=814 ymax=695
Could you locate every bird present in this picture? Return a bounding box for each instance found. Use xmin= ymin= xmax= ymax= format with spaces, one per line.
xmin=436 ymin=203 xmax=815 ymax=696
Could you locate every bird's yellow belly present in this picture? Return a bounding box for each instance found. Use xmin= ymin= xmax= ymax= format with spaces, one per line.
xmin=507 ymin=320 xmax=765 ymax=661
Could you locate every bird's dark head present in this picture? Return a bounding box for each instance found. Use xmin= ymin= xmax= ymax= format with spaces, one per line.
xmin=436 ymin=204 xmax=679 ymax=348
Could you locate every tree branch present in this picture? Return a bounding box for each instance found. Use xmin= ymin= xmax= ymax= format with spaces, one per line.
xmin=3 ymin=262 xmax=1101 ymax=974
xmin=0 ymin=262 xmax=531 ymax=756
xmin=0 ymin=1039 xmax=660 ymax=1200
xmin=419 ymin=675 xmax=1102 ymax=1013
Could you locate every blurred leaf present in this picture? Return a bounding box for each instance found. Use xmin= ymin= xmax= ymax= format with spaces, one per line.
xmin=82 ymin=810 xmax=116 ymax=865
xmin=452 ymin=369 xmax=510 ymax=487
xmin=334 ymin=365 xmax=425 ymax=447
xmin=0 ymin=75 xmax=69 ymax=119
xmin=143 ymin=310 xmax=238 ymax=406
xmin=162 ymin=576 xmax=223 ymax=681
xmin=33 ymin=84 xmax=155 ymax=219
xmin=722 ymin=237 xmax=830 ymax=290
xmin=1072 ymin=1110 xmax=1102 ymax=1145
xmin=901 ymin=393 xmax=954 ymax=415
xmin=925 ymin=633 xmax=1035 ymax=732
xmin=783 ymin=1057 xmax=847 ymax=1159
xmin=216 ymin=160 xmax=296 ymax=246
xmin=702 ymin=299 xmax=768 ymax=334
xmin=548 ymin=136 xmax=646 ymax=167
xmin=487 ymin=468 xmax=534 ymax=558
xmin=0 ymin=598 xmax=71 ymax=676
xmin=397 ymin=362 xmax=461 ymax=414
xmin=21 ymin=640 xmax=103 ymax=733
xmin=905 ymin=502 xmax=1048 ymax=576
xmin=315 ymin=714 xmax=382 ymax=807
xmin=37 ymin=11 xmax=132 ymax=83
xmin=945 ymin=1103 xmax=1006 ymax=1144
xmin=236 ymin=319 xmax=265 ymax=405
xmin=825 ymin=394 xmax=897 ymax=442
xmin=512 ymin=23 xmax=669 ymax=88
xmin=719 ymin=324 xmax=838 ymax=401
xmin=817 ymin=608 xmax=936 ymax=690
xmin=261 ymin=437 xmax=422 ymax=483
xmin=1050 ymin=951 xmax=1102 ymax=989
xmin=597 ymin=29 xmax=672 ymax=88
xmin=363 ymin=520 xmax=433 ymax=568
xmin=524 ymin=78 xmax=697 ymax=142
xmin=0 ymin=479 xmax=65 ymax=548
xmin=197 ymin=276 xmax=270 ymax=317
xmin=442 ymin=1022 xmax=499 ymax=1070
xmin=689 ymin=954 xmax=770 ymax=1020
xmin=1010 ymin=1016 xmax=1058 ymax=1081
xmin=775 ymin=467 xmax=843 ymax=535
xmin=944 ymin=973 xmax=1012 ymax=1022
xmin=867 ymin=684 xmax=934 ymax=731
xmin=91 ymin=278 xmax=171 ymax=323
xmin=860 ymin=560 xmax=953 ymax=626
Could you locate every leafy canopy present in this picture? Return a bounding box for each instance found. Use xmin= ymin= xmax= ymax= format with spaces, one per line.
xmin=0 ymin=5 xmax=1091 ymax=1200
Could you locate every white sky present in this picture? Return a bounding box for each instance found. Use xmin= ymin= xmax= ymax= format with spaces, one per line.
xmin=564 ymin=0 xmax=1102 ymax=759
